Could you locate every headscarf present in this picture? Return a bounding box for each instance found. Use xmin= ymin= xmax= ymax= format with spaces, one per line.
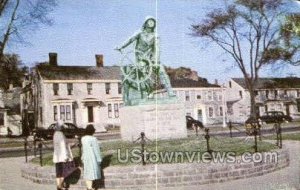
xmin=55 ymin=120 xmax=64 ymax=131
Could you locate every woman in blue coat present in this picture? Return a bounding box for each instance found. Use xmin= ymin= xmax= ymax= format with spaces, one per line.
xmin=81 ymin=124 xmax=102 ymax=190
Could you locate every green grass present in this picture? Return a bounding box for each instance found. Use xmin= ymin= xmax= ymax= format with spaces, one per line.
xmin=31 ymin=136 xmax=277 ymax=167
xmin=0 ymin=142 xmax=25 ymax=148
xmin=265 ymin=133 xmax=300 ymax=141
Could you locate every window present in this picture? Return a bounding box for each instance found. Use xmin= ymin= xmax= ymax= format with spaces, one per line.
xmin=213 ymin=92 xmax=217 ymax=100
xmin=87 ymin=83 xmax=93 ymax=95
xmin=229 ymin=81 xmax=232 ymax=88
xmin=207 ymin=91 xmax=212 ymax=100
xmin=53 ymin=106 xmax=58 ymax=121
xmin=186 ymin=112 xmax=191 ymax=116
xmin=114 ymin=104 xmax=119 ymax=118
xmin=0 ymin=113 xmax=4 ymax=125
xmin=60 ymin=105 xmax=65 ymax=120
xmin=108 ymin=104 xmax=112 ymax=118
xmin=53 ymin=83 xmax=59 ymax=95
xmin=239 ymin=91 xmax=243 ymax=98
xmin=284 ymin=90 xmax=287 ymax=95
xmin=53 ymin=104 xmax=72 ymax=121
xmin=105 ymin=83 xmax=110 ymax=94
xmin=66 ymin=105 xmax=71 ymax=120
xmin=197 ymin=95 xmax=201 ymax=100
xmin=118 ymin=83 xmax=122 ymax=94
xmin=218 ymin=94 xmax=222 ymax=101
xmin=219 ymin=106 xmax=223 ymax=116
xmin=297 ymin=99 xmax=300 ymax=112
xmin=266 ymin=90 xmax=269 ymax=99
xmin=185 ymin=91 xmax=190 ymax=101
xmin=208 ymin=107 xmax=214 ymax=118
xmin=254 ymin=90 xmax=258 ymax=96
xmin=274 ymin=90 xmax=278 ymax=98
xmin=297 ymin=90 xmax=300 ymax=98
xmin=67 ymin=83 xmax=73 ymax=95
xmin=265 ymin=105 xmax=268 ymax=112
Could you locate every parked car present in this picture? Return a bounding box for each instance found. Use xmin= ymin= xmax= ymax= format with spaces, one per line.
xmin=35 ymin=123 xmax=85 ymax=140
xmin=186 ymin=116 xmax=204 ymax=129
xmin=259 ymin=111 xmax=292 ymax=124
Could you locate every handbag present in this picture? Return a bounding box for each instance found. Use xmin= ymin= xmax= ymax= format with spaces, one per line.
xmin=62 ymin=160 xmax=77 ymax=178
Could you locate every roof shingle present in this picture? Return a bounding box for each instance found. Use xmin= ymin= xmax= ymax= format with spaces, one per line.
xmin=37 ymin=65 xmax=121 ymax=80
xmin=171 ymin=79 xmax=220 ymax=88
xmin=232 ymin=77 xmax=300 ymax=89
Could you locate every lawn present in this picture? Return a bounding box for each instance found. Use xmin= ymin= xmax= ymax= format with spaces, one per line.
xmin=265 ymin=133 xmax=300 ymax=141
xmin=0 ymin=141 xmax=25 ymax=148
xmin=32 ymin=136 xmax=277 ymax=167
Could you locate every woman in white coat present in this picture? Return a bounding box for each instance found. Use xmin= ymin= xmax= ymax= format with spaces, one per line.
xmin=53 ymin=120 xmax=73 ymax=190
xmin=81 ymin=124 xmax=102 ymax=190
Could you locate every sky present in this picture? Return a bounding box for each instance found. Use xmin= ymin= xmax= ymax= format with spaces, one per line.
xmin=7 ymin=0 xmax=300 ymax=84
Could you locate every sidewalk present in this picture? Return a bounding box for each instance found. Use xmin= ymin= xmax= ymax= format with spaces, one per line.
xmin=0 ymin=157 xmax=54 ymax=190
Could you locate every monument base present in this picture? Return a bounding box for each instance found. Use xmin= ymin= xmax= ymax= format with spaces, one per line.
xmin=120 ymin=103 xmax=187 ymax=141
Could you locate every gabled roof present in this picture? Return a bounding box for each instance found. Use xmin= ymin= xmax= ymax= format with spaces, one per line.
xmin=171 ymin=79 xmax=220 ymax=88
xmin=37 ymin=65 xmax=121 ymax=81
xmin=232 ymin=77 xmax=300 ymax=89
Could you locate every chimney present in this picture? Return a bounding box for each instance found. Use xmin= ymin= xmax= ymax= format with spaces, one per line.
xmin=214 ymin=79 xmax=218 ymax=85
xmin=49 ymin=52 xmax=57 ymax=66
xmin=95 ymin=54 xmax=103 ymax=67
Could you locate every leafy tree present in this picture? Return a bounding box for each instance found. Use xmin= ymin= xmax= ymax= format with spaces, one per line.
xmin=191 ymin=0 xmax=300 ymax=119
xmin=0 ymin=0 xmax=56 ymax=60
xmin=0 ymin=54 xmax=27 ymax=90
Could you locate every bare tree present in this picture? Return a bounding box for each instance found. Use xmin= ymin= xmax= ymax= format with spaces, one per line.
xmin=191 ymin=0 xmax=300 ymax=119
xmin=0 ymin=0 xmax=56 ymax=60
xmin=0 ymin=53 xmax=27 ymax=90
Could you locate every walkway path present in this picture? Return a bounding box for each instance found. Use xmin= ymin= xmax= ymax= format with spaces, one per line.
xmin=0 ymin=157 xmax=55 ymax=190
xmin=0 ymin=141 xmax=299 ymax=190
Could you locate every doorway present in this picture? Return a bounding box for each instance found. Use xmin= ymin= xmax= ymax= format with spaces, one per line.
xmin=285 ymin=105 xmax=290 ymax=116
xmin=87 ymin=106 xmax=94 ymax=123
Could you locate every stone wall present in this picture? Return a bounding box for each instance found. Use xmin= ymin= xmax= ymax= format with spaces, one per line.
xmin=21 ymin=149 xmax=289 ymax=190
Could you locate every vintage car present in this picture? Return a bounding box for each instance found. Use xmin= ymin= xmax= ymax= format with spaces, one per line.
xmin=259 ymin=111 xmax=292 ymax=124
xmin=35 ymin=123 xmax=85 ymax=140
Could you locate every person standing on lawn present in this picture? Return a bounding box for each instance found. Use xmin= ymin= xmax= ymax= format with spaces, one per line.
xmin=81 ymin=124 xmax=102 ymax=190
xmin=53 ymin=120 xmax=73 ymax=190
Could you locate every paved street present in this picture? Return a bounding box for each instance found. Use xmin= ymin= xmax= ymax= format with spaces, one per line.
xmin=0 ymin=141 xmax=299 ymax=190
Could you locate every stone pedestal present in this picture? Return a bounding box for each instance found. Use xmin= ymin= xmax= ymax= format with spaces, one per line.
xmin=120 ymin=103 xmax=187 ymax=141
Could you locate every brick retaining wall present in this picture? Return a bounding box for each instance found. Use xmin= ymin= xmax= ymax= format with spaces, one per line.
xmin=21 ymin=149 xmax=289 ymax=189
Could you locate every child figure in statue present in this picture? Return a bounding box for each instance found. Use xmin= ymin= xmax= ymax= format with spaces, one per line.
xmin=115 ymin=16 xmax=175 ymax=105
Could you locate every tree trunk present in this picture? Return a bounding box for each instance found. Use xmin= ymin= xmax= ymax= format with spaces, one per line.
xmin=249 ymin=89 xmax=257 ymax=120
xmin=246 ymin=78 xmax=257 ymax=121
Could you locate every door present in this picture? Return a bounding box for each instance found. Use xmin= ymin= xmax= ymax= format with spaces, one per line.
xmin=87 ymin=106 xmax=94 ymax=123
xmin=197 ymin=109 xmax=203 ymax=122
xmin=285 ymin=105 xmax=290 ymax=116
